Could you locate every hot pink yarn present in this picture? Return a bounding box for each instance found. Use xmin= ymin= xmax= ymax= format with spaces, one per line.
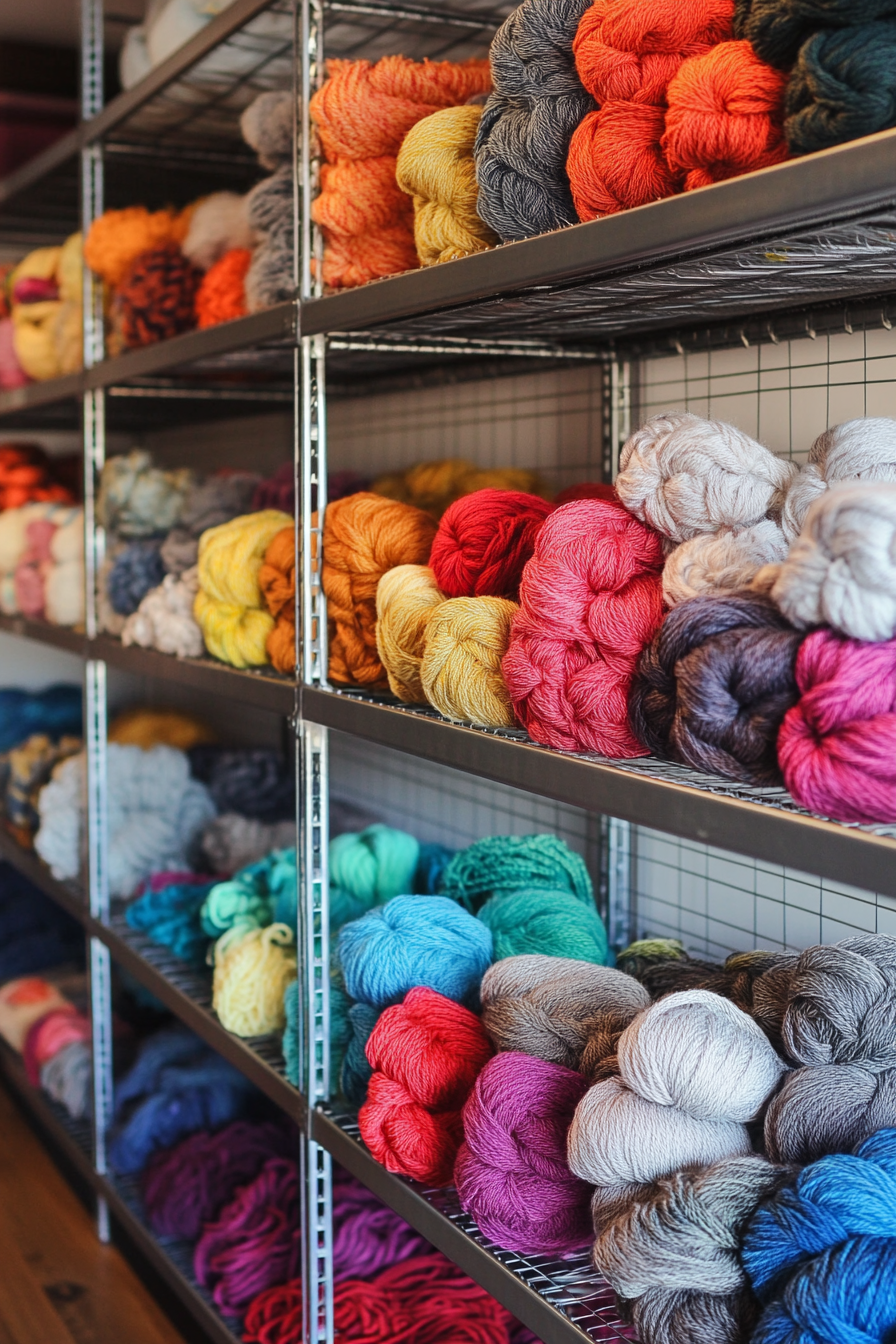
xmin=501 ymin=498 xmax=665 ymax=756
xmin=0 ymin=318 xmax=29 ymax=390
xmin=14 ymin=518 xmax=57 ymax=618
xmin=778 ymin=629 xmax=896 ymax=824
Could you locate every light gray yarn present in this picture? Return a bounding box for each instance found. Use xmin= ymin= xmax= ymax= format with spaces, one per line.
xmin=200 ymin=813 xmax=296 ymax=874
xmin=663 ymin=520 xmax=789 ymax=606
xmin=182 ymin=191 xmax=253 ymax=271
xmin=160 ymin=528 xmax=199 ymax=576
xmin=781 ymin=416 xmax=896 ymax=542
xmin=769 ymin=482 xmax=896 ymax=641
xmin=617 ymin=412 xmax=798 ymax=545
xmin=179 ymin=473 xmax=261 ymax=536
xmin=240 ymin=91 xmax=293 ymax=170
xmin=41 ymin=1040 xmax=92 ymax=1120
xmin=479 ymin=954 xmax=649 ymax=1070
xmin=244 ymin=166 xmax=294 ymax=312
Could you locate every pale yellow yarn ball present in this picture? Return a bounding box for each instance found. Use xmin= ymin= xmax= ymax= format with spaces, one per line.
xmin=212 ymin=923 xmax=297 ymax=1037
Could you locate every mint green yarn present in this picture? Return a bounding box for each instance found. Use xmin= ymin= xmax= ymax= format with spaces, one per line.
xmin=478 ymin=888 xmax=610 ymax=965
xmin=283 ymin=979 xmax=299 ymax=1086
xmin=282 ymin=979 xmax=351 ymax=1088
xmin=329 ymin=825 xmax=419 ymax=905
xmin=439 ymin=834 xmax=593 ymax=913
xmin=201 ymin=848 xmax=297 ymax=938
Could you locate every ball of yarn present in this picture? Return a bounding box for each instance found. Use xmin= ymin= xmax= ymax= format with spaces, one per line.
xmin=195 ymin=247 xmax=250 ymax=328
xmin=503 ymin=498 xmax=664 ymax=756
xmin=375 ymin=565 xmax=446 ymax=702
xmin=477 ymin=889 xmax=609 ymax=964
xmin=742 ymin=1128 xmax=896 ymax=1344
xmin=567 ymin=102 xmax=678 ymax=220
xmin=212 ymin=923 xmax=297 ymax=1037
xmin=113 ymin=244 xmax=200 ymax=350
xmin=663 ymin=518 xmax=789 ymax=606
xmin=84 ymin=206 xmax=186 ymax=288
xmin=258 ymin=525 xmax=295 ymax=674
xmin=396 ymin=106 xmax=499 ymax=265
xmin=241 ymin=91 xmax=293 ymax=171
xmin=420 ymin=595 xmax=519 ymax=729
xmin=180 ymin=472 xmax=262 ymax=538
xmin=182 ymin=191 xmax=252 ymax=271
xmin=195 ymin=509 xmax=293 ymax=668
xmin=109 ymin=707 xmax=213 ymax=750
xmin=616 ymin=412 xmax=797 ymax=544
xmin=330 ymin=823 xmax=420 ymax=911
xmin=122 ymin=566 xmax=204 ymax=658
xmin=336 ymin=894 xmax=493 ymax=1008
xmin=630 ymin=590 xmax=803 ymax=784
xmin=480 ymin=954 xmax=649 ymax=1070
xmin=359 ymin=986 xmax=493 ymax=1185
xmin=99 ymin=450 xmax=192 ymax=539
xmin=430 ymin=489 xmax=553 ymax=601
xmin=440 ymin=832 xmax=593 ymax=912
xmin=663 ymin=41 xmax=789 ymax=192
xmin=455 ymin=1051 xmax=592 ymax=1254
xmin=777 ymin=629 xmax=896 ymax=823
xmin=107 ymin=539 xmax=166 ymax=616
xmin=322 ymin=493 xmax=437 ymax=688
xmin=782 ymin=417 xmax=896 ymax=543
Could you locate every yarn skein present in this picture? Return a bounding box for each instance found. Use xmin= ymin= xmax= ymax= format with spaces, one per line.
xmin=439 ymin=833 xmax=594 ymax=912
xmin=663 ymin=518 xmax=789 ymax=606
xmin=786 ymin=21 xmax=896 ymax=155
xmin=741 ymin=0 xmax=896 ymax=71
xmin=375 ymin=565 xmax=446 ymax=702
xmin=420 ymin=596 xmax=519 ymax=729
xmin=258 ymin=525 xmax=296 ymax=674
xmin=212 ymin=924 xmax=297 ymax=1037
xmin=195 ymin=510 xmax=292 ymax=668
xmin=477 ymin=889 xmax=609 ymax=965
xmin=781 ymin=417 xmax=896 ymax=544
xmin=395 ymin=106 xmax=499 ymax=265
xmin=429 ymin=490 xmax=553 ymax=601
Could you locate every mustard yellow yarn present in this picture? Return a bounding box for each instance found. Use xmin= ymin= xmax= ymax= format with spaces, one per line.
xmin=396 ymin=106 xmax=499 ymax=266
xmin=109 ymin=707 xmax=216 ymax=750
xmin=195 ymin=509 xmax=292 ymax=668
xmin=420 ymin=595 xmax=519 ymax=728
xmin=212 ymin=923 xmax=297 ymax=1037
xmin=372 ymin=458 xmax=551 ymax=521
xmin=376 ymin=564 xmax=446 ymax=702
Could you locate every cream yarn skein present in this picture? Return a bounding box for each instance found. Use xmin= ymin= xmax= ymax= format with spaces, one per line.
xmin=45 ymin=510 xmax=84 ymax=627
xmin=782 ymin=417 xmax=896 ymax=542
xmin=122 ymin=566 xmax=204 ymax=657
xmin=663 ymin=520 xmax=789 ymax=607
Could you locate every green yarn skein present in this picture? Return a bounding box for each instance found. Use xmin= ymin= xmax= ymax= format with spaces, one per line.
xmin=785 ymin=21 xmax=896 ymax=155
xmin=329 ymin=825 xmax=420 ymax=929
xmin=200 ymin=880 xmax=272 ymax=939
xmin=478 ymin=888 xmax=610 ymax=965
xmin=439 ymin=834 xmax=593 ymax=913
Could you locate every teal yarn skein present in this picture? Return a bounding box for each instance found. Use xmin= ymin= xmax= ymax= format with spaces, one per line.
xmin=336 ymin=894 xmax=493 ymax=1009
xmin=201 ymin=848 xmax=297 ymax=938
xmin=341 ymin=1001 xmax=381 ymax=1106
xmin=785 ymin=21 xmax=896 ymax=155
xmin=439 ymin=834 xmax=593 ymax=913
xmin=283 ymin=980 xmax=351 ymax=1088
xmin=329 ymin=825 xmax=420 ymax=926
xmin=478 ymin=889 xmax=609 ymax=965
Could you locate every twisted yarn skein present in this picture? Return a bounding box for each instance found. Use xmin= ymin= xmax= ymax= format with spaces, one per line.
xmin=478 ymin=889 xmax=609 ymax=965
xmin=330 ymin=824 xmax=420 ymax=915
xmin=663 ymin=519 xmax=789 ymax=606
xmin=629 ymin=591 xmax=803 ymax=784
xmin=375 ymin=565 xmax=446 ymax=702
xmin=99 ymin=450 xmax=193 ymax=539
xmin=121 ymin=566 xmax=204 ymax=658
xmin=322 ymin=492 xmax=437 ymax=687
xmin=785 ymin=20 xmax=896 ymax=155
xmin=502 ymin=498 xmax=665 ymax=756
xmin=455 ymin=1051 xmax=592 ymax=1254
xmin=439 ymin=833 xmax=594 ymax=912
xmin=359 ymin=986 xmax=493 ymax=1185
xmin=395 ymin=106 xmax=499 ymax=265
xmin=258 ymin=525 xmax=295 ymax=674
xmin=212 ymin=923 xmax=297 ymax=1036
xmin=781 ymin=417 xmax=896 ymax=543
xmin=420 ymin=596 xmax=519 ymax=728
xmin=430 ymin=489 xmax=553 ymax=600
xmin=195 ymin=510 xmax=292 ymax=668
xmin=740 ymin=0 xmax=896 ymax=70
xmin=777 ymin=629 xmax=896 ymax=823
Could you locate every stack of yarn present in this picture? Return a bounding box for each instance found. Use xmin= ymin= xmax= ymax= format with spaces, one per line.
xmin=0 ymin=685 xmax=82 ymax=846
xmin=3 ymin=235 xmax=83 ymax=384
xmin=0 ymin=497 xmax=83 ymax=627
xmin=0 ymin=971 xmax=92 ymax=1120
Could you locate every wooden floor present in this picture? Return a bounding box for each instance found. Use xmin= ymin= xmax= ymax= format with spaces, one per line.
xmin=0 ymin=1082 xmax=185 ymax=1344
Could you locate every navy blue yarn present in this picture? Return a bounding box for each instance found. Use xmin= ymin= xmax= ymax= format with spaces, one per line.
xmin=107 ymin=540 xmax=165 ymax=616
xmin=187 ymin=747 xmax=295 ymax=823
xmin=413 ymin=842 xmax=457 ymax=895
xmin=0 ymin=862 xmax=83 ymax=978
xmin=0 ymin=684 xmax=81 ymax=751
xmin=126 ymin=880 xmax=215 ymax=967
xmin=341 ymin=1001 xmax=380 ymax=1107
xmin=785 ymin=21 xmax=896 ymax=155
xmin=741 ymin=0 xmax=896 ymax=70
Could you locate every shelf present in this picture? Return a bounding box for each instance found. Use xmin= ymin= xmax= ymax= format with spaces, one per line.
xmin=93 ymin=636 xmax=297 ymax=715
xmin=0 ymin=612 xmax=86 ymax=657
xmin=304 ymin=686 xmax=896 ymax=899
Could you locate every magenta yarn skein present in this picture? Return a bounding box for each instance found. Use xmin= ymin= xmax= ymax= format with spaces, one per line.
xmin=454 ymin=1051 xmax=592 ymax=1255
xmin=332 ymin=1171 xmax=430 ymax=1278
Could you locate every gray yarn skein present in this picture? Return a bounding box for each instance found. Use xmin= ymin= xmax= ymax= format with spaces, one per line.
xmin=631 ymin=1287 xmax=761 ymax=1344
xmin=781 ymin=417 xmax=896 ymax=542
xmin=764 ymin=1060 xmax=896 ymax=1164
xmin=245 ymin=166 xmax=294 ymax=312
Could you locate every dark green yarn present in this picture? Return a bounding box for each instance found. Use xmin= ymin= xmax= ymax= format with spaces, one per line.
xmin=785 ymin=21 xmax=896 ymax=154
xmin=742 ymin=0 xmax=896 ymax=70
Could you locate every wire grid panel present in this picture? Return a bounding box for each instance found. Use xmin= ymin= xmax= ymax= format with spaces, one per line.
xmin=322 ymin=0 xmax=507 ymax=67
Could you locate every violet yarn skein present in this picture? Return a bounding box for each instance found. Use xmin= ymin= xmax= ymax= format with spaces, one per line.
xmin=332 ymin=1170 xmax=430 ymax=1278
xmin=454 ymin=1051 xmax=592 ymax=1255
xmin=629 ymin=590 xmax=803 ymax=785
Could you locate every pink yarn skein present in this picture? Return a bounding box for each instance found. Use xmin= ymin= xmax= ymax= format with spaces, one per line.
xmin=778 ymin=629 xmax=896 ymax=824
xmin=502 ymin=499 xmax=665 ymax=756
xmin=14 ymin=518 xmax=58 ymax=618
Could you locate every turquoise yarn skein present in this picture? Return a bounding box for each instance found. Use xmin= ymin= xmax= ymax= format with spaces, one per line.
xmin=336 ymin=894 xmax=493 ymax=1008
xmin=478 ymin=888 xmax=609 ymax=965
xmin=440 ymin=834 xmax=593 ymax=912
xmin=329 ymin=825 xmax=420 ymax=925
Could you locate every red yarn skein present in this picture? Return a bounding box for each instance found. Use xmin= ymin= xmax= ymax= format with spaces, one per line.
xmin=502 ymin=498 xmax=664 ymax=757
xmin=568 ymin=103 xmax=678 ymax=219
xmin=359 ymin=986 xmax=493 ymax=1187
xmin=777 ymin=629 xmax=896 ymax=825
xmin=664 ymin=40 xmax=789 ymax=191
xmin=430 ymin=489 xmax=553 ymax=600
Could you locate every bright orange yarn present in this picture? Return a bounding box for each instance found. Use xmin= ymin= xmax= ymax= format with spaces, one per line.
xmin=322 ymin=492 xmax=437 ymax=688
xmin=0 ymin=445 xmax=72 ymax=509
xmin=663 ymin=40 xmax=789 ymax=190
xmin=568 ymin=103 xmax=678 ymax=218
xmin=83 ymin=206 xmax=189 ymax=288
xmin=259 ymin=525 xmax=295 ymax=674
xmin=195 ymin=248 xmax=250 ymax=329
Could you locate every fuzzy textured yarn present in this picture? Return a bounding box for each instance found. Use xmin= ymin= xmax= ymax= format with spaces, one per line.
xmin=258 ymin=525 xmax=295 ymax=673
xmin=4 ymin=732 xmax=80 ymax=837
xmin=502 ymin=498 xmax=664 ymax=756
xmin=195 ymin=247 xmax=250 ymax=328
xmin=189 ymin=746 xmax=295 ymax=824
xmin=375 ymin=565 xmax=446 ymax=702
xmin=108 ymin=707 xmax=213 ymax=751
xmin=99 ymin=450 xmax=192 ymax=539
xmin=213 ymin=924 xmax=297 ymax=1037
xmin=359 ymin=986 xmax=493 ymax=1186
xmin=782 ymin=418 xmax=896 ymax=543
xmin=126 ymin=875 xmax=215 ymax=967
xmin=244 ymin=166 xmax=294 ymax=312
xmin=372 ymin=458 xmax=550 ymax=522
xmin=113 ymin=243 xmax=200 ymax=350
xmin=395 ymin=106 xmax=499 ymax=265
xmin=455 ymin=1051 xmax=592 ymax=1254
xmin=83 ymin=206 xmax=187 ymax=288
xmin=420 ymin=596 xmax=519 ymax=728
xmin=630 ymin=590 xmax=803 ymax=784
xmin=477 ymin=889 xmax=609 ymax=965
xmin=182 ymin=191 xmax=252 ymax=272
xmin=122 ymin=566 xmax=204 ymax=658
xmin=180 ymin=473 xmax=263 ymax=539
xmin=199 ymin=814 xmax=295 ymax=876
xmin=430 ymin=489 xmax=553 ymax=601
xmin=737 ymin=0 xmax=896 ymax=69
xmin=440 ymin=833 xmax=593 ymax=912
xmin=195 ymin=510 xmax=292 ymax=668
xmin=664 ymin=518 xmax=789 ymax=606
xmin=332 ymin=1169 xmax=431 ymax=1277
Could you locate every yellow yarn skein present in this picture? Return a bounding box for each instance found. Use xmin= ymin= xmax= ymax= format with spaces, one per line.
xmin=212 ymin=923 xmax=297 ymax=1037
xmin=195 ymin=510 xmax=292 ymax=668
xmin=396 ymin=106 xmax=499 ymax=266
xmin=376 ymin=565 xmax=446 ymax=702
xmin=108 ymin=707 xmax=216 ymax=751
xmin=420 ymin=595 xmax=519 ymax=728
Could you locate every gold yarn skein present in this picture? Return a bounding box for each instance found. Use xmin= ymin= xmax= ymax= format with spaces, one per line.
xmin=376 ymin=564 xmax=446 ymax=702
xmin=371 ymin=458 xmax=551 ymax=520
xmin=212 ymin=923 xmax=297 ymax=1037
xmin=195 ymin=510 xmax=292 ymax=668
xmin=396 ymin=106 xmax=499 ymax=267
xmin=421 ymin=595 xmax=519 ymax=728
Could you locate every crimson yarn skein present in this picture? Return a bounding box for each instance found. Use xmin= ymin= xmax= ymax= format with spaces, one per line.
xmin=429 ymin=489 xmax=553 ymax=601
xmin=502 ymin=498 xmax=664 ymax=756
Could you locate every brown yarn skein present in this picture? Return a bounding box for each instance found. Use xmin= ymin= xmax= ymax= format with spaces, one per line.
xmin=322 ymin=492 xmax=437 ymax=688
xmin=259 ymin=526 xmax=295 ymax=674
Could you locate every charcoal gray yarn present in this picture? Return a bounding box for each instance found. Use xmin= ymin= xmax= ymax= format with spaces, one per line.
xmin=785 ymin=21 xmax=896 ymax=155
xmin=473 ymin=0 xmax=594 ymax=241
xmin=188 ymin=747 xmax=295 ymax=823
xmin=630 ymin=1286 xmax=760 ymax=1344
xmin=740 ymin=0 xmax=896 ymax=70
xmin=764 ymin=1060 xmax=896 ymax=1163
xmin=245 ymin=166 xmax=295 ymax=312
xmin=160 ymin=528 xmax=199 ymax=576
xmin=179 ymin=474 xmax=261 ymax=536
xmin=628 ymin=591 xmax=803 ymax=786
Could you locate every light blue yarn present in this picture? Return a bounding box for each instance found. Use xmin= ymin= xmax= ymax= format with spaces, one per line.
xmin=336 ymin=894 xmax=493 ymax=1009
xmin=329 ymin=825 xmax=420 ymax=905
xmin=439 ymin=833 xmax=593 ymax=912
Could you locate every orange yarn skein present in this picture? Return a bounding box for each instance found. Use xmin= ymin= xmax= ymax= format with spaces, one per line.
xmin=663 ymin=40 xmax=789 ymax=190
xmin=259 ymin=526 xmax=295 ymax=674
xmin=322 ymin=492 xmax=437 ymax=688
xmin=195 ymin=248 xmax=250 ymax=328
xmin=84 ymin=206 xmax=190 ymax=288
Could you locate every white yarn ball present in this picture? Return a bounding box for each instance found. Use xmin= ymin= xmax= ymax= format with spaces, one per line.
xmin=772 ymin=481 xmax=896 ymax=642
xmin=182 ymin=192 xmax=253 ymax=271
xmin=50 ymin=510 xmax=84 ymax=563
xmin=122 ymin=566 xmax=203 ymax=658
xmin=663 ymin=519 xmax=789 ymax=606
xmin=34 ymin=753 xmax=83 ymax=881
xmin=617 ymin=412 xmax=797 ymax=544
xmin=782 ymin=417 xmax=896 ymax=543
xmin=617 ymin=989 xmax=787 ymax=1123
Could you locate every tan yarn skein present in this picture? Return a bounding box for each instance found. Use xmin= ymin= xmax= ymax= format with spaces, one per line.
xmin=420 ymin=595 xmax=518 ymax=727
xmin=396 ymin=105 xmax=499 ymax=266
xmin=375 ymin=564 xmax=446 ymax=701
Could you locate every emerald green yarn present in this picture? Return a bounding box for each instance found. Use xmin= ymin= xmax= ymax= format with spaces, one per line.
xmin=478 ymin=889 xmax=610 ymax=965
xmin=785 ymin=21 xmax=896 ymax=155
xmin=329 ymin=825 xmax=420 ymax=929
xmin=439 ymin=834 xmax=593 ymax=913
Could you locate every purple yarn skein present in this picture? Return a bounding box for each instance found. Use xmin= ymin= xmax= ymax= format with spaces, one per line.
xmin=332 ymin=1172 xmax=430 ymax=1279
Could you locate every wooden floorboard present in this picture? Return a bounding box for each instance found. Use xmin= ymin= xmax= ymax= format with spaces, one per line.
xmin=0 ymin=1083 xmax=184 ymax=1344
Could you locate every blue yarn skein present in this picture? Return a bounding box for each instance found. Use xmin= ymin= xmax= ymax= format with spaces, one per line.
xmin=341 ymin=1001 xmax=380 ymax=1107
xmin=743 ymin=1127 xmax=896 ymax=1343
xmin=126 ymin=880 xmax=215 ymax=967
xmin=330 ymin=825 xmax=420 ymax=907
xmin=439 ymin=833 xmax=593 ymax=912
xmin=0 ymin=684 xmax=81 ymax=751
xmin=336 ymin=895 xmax=493 ymax=1009
xmin=107 ymin=540 xmax=166 ymax=616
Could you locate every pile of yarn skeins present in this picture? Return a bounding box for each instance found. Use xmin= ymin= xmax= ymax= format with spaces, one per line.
xmin=322 ymin=411 xmax=896 ymax=827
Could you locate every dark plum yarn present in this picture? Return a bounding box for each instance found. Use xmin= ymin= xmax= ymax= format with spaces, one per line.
xmin=252 ymin=461 xmax=294 ymax=515
xmin=0 ymin=684 xmax=81 ymax=751
xmin=188 ymin=747 xmax=295 ymax=823
xmin=474 ymin=0 xmax=595 ymax=241
xmin=0 ymin=862 xmax=84 ymax=978
xmin=414 ymin=841 xmax=456 ymax=896
xmin=740 ymin=0 xmax=896 ymax=69
xmin=332 ymin=1170 xmax=430 ymax=1279
xmin=629 ymin=591 xmax=804 ymax=785
xmin=785 ymin=21 xmax=896 ymax=154
xmin=107 ymin=540 xmax=166 ymax=616
xmin=341 ymin=1001 xmax=380 ymax=1106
